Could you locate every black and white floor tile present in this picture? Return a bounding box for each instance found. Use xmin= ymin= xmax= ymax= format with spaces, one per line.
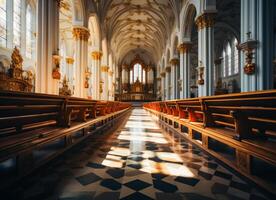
xmin=4 ymin=109 xmax=273 ymax=200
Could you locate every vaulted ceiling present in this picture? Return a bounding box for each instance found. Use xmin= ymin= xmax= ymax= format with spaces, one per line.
xmin=100 ymin=0 xmax=178 ymax=65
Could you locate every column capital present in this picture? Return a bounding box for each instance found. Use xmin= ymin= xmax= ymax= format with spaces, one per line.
xmin=72 ymin=26 xmax=90 ymax=41
xmin=145 ymin=65 xmax=153 ymax=72
xmin=214 ymin=58 xmax=222 ymax=65
xmin=101 ymin=65 xmax=109 ymax=72
xmin=91 ymin=51 xmax=102 ymax=60
xmin=66 ymin=57 xmax=74 ymax=64
xmin=195 ymin=13 xmax=215 ymax=30
xmin=165 ymin=66 xmax=171 ymax=73
xmin=177 ymin=43 xmax=192 ymax=53
xmin=108 ymin=71 xmax=114 ymax=76
xmin=169 ymin=58 xmax=179 ymax=66
xmin=156 ymin=77 xmax=161 ymax=81
xmin=160 ymin=72 xmax=166 ymax=77
xmin=122 ymin=64 xmax=129 ymax=71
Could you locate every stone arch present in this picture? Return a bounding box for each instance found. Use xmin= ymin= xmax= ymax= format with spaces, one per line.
xmin=181 ymin=4 xmax=197 ymax=41
xmin=179 ymin=0 xmax=199 ymax=42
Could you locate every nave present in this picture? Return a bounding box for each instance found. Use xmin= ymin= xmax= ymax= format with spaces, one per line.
xmin=4 ymin=109 xmax=271 ymax=200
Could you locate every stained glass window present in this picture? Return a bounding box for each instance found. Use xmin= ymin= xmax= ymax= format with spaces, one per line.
xmin=0 ymin=0 xmax=6 ymax=47
xmin=133 ymin=63 xmax=142 ymax=82
xmin=13 ymin=0 xmax=21 ymax=48
xmin=227 ymin=43 xmax=231 ymax=76
xmin=142 ymin=69 xmax=146 ymax=83
xmin=222 ymin=51 xmax=226 ymax=77
xmin=234 ymin=38 xmax=239 ymax=74
xmin=26 ymin=5 xmax=32 ymax=58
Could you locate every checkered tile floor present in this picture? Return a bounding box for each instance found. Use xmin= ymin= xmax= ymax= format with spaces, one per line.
xmin=5 ymin=109 xmax=273 ymax=200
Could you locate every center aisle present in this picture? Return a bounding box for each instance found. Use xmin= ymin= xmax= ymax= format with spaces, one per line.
xmin=9 ymin=109 xmax=270 ymax=200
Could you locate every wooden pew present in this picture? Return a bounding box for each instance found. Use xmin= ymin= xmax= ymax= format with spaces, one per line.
xmin=0 ymin=91 xmax=65 ymax=135
xmin=0 ymin=91 xmax=131 ymax=189
xmin=177 ymin=98 xmax=203 ymax=122
xmin=201 ymin=91 xmax=276 ymax=140
xmin=143 ymin=90 xmax=276 ymax=195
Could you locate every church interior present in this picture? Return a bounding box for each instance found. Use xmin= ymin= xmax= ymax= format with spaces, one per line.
xmin=0 ymin=0 xmax=276 ymax=199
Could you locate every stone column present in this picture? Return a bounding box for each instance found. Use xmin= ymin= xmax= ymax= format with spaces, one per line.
xmin=156 ymin=77 xmax=161 ymax=99
xmin=165 ymin=66 xmax=171 ymax=100
xmin=160 ymin=72 xmax=166 ymax=100
xmin=240 ymin=0 xmax=274 ymax=91
xmin=36 ymin=0 xmax=59 ymax=94
xmin=108 ymin=70 xmax=114 ymax=100
xmin=91 ymin=51 xmax=102 ymax=100
xmin=178 ymin=43 xmax=192 ymax=99
xmin=170 ymin=58 xmax=179 ymax=100
xmin=101 ymin=65 xmax=109 ymax=100
xmin=66 ymin=57 xmax=74 ymax=91
xmin=196 ymin=13 xmax=215 ymax=96
xmin=72 ymin=27 xmax=90 ymax=98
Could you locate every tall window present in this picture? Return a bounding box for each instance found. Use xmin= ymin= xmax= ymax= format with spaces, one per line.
xmin=222 ymin=38 xmax=239 ymax=78
xmin=0 ymin=0 xmax=6 ymax=47
xmin=13 ymin=0 xmax=21 ymax=48
xmin=234 ymin=38 xmax=239 ymax=74
xmin=133 ymin=63 xmax=142 ymax=82
xmin=227 ymin=43 xmax=231 ymax=76
xmin=222 ymin=51 xmax=226 ymax=77
xmin=26 ymin=5 xmax=32 ymax=58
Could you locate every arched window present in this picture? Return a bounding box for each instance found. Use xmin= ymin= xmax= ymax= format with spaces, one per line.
xmin=227 ymin=43 xmax=231 ymax=76
xmin=13 ymin=0 xmax=21 ymax=48
xmin=0 ymin=0 xmax=7 ymax=47
xmin=221 ymin=38 xmax=240 ymax=78
xmin=133 ymin=63 xmax=142 ymax=82
xmin=26 ymin=5 xmax=32 ymax=58
xmin=222 ymin=51 xmax=226 ymax=77
xmin=234 ymin=38 xmax=239 ymax=74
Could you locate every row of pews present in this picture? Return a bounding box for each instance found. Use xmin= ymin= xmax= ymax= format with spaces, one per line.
xmin=0 ymin=91 xmax=131 ymax=189
xmin=144 ymin=90 xmax=276 ymax=195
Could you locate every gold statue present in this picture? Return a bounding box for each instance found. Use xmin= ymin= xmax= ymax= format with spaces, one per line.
xmin=11 ymin=47 xmax=23 ymax=69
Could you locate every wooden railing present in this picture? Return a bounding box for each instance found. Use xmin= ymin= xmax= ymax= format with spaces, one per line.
xmin=0 ymin=91 xmax=131 ymax=189
xmin=144 ymin=90 xmax=276 ymax=195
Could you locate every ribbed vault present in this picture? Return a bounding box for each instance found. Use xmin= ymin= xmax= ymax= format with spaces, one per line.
xmin=102 ymin=0 xmax=177 ymax=65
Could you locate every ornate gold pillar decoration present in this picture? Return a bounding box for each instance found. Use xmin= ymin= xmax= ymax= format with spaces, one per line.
xmin=66 ymin=57 xmax=74 ymax=64
xmin=177 ymin=43 xmax=192 ymax=53
xmin=165 ymin=66 xmax=171 ymax=73
xmin=197 ymin=61 xmax=205 ymax=85
xmin=237 ymin=32 xmax=258 ymax=75
xmin=101 ymin=65 xmax=109 ymax=72
xmin=91 ymin=51 xmax=103 ymax=60
xmin=84 ymin=69 xmax=91 ymax=89
xmin=52 ymin=54 xmax=61 ymax=80
xmin=170 ymin=58 xmax=179 ymax=66
xmin=195 ymin=13 xmax=215 ymax=30
xmin=72 ymin=27 xmax=90 ymax=41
